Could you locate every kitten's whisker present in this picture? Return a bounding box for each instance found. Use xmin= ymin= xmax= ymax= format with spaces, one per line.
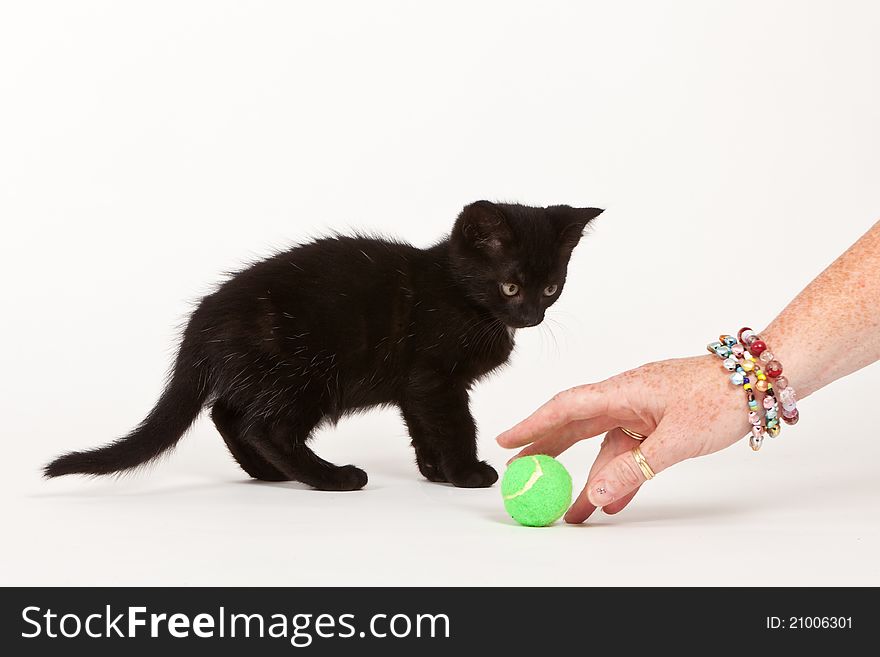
xmin=544 ymin=322 xmax=561 ymax=358
xmin=546 ymin=316 xmax=571 ymax=355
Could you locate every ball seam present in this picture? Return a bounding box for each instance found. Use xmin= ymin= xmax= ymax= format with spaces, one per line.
xmin=502 ymin=456 xmax=544 ymax=500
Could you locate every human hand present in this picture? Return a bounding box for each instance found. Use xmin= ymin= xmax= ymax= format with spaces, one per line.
xmin=496 ymin=355 xmax=754 ymax=523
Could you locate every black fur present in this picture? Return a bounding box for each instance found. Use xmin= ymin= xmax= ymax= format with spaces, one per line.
xmin=44 ymin=201 xmax=602 ymax=490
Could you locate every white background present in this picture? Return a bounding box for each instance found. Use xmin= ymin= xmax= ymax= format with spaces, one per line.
xmin=2 ymin=1 xmax=878 ymax=586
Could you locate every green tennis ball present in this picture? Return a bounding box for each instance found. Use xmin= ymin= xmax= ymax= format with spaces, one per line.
xmin=501 ymin=455 xmax=573 ymax=527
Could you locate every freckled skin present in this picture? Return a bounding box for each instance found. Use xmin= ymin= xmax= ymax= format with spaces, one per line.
xmin=499 ymin=220 xmax=880 ymax=522
xmin=762 ymin=221 xmax=880 ymax=397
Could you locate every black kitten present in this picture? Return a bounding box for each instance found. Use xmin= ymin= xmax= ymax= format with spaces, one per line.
xmin=45 ymin=201 xmax=602 ymax=490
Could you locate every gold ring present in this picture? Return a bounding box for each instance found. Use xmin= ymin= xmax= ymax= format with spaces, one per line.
xmin=631 ymin=446 xmax=655 ymax=480
xmin=620 ymin=427 xmax=648 ymax=441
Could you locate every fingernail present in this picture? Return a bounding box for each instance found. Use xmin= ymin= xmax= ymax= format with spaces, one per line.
xmin=588 ymin=482 xmax=612 ymax=507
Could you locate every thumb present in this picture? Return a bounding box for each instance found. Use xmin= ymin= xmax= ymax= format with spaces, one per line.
xmin=585 ymin=424 xmax=679 ymax=508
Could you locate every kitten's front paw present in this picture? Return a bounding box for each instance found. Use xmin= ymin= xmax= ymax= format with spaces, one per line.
xmin=417 ymin=458 xmax=449 ymax=483
xmin=444 ymin=461 xmax=498 ymax=488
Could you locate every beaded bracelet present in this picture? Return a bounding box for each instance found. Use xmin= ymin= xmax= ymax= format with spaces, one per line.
xmin=708 ymin=329 xmax=799 ymax=451
xmin=738 ymin=328 xmax=799 ymax=425
xmin=708 ymin=336 xmax=769 ymax=450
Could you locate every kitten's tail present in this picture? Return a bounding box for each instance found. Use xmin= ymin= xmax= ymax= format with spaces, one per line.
xmin=43 ymin=357 xmax=209 ymax=478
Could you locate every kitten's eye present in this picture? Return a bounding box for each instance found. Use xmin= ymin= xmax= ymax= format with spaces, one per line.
xmin=543 ymin=284 xmax=559 ymax=296
xmin=500 ymin=283 xmax=520 ymax=297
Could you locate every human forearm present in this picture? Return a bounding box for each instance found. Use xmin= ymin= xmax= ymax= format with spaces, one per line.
xmin=762 ymin=220 xmax=880 ymax=398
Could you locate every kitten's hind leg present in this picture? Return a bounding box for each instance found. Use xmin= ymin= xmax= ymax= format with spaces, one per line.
xmin=255 ymin=413 xmax=368 ymax=491
xmin=211 ymin=401 xmax=288 ymax=481
xmin=288 ymin=443 xmax=368 ymax=491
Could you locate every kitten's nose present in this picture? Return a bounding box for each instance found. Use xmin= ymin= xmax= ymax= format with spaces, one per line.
xmin=517 ymin=312 xmax=543 ymax=328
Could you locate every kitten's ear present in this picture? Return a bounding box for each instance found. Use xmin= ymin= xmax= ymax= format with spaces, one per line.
xmin=456 ymin=201 xmax=512 ymax=254
xmin=547 ymin=206 xmax=604 ymax=250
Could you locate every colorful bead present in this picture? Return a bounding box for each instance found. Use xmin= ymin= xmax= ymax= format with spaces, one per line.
xmin=739 ymin=328 xmax=755 ymax=344
xmin=756 ymin=371 xmax=766 ymax=380
xmin=763 ymin=396 xmax=775 ymax=409
xmin=721 ymin=335 xmax=738 ymax=348
xmin=749 ymin=427 xmax=764 ymax=451
xmin=722 ymin=357 xmax=737 ymax=371
xmin=775 ymin=375 xmax=789 ymax=390
xmin=759 ymin=350 xmax=774 ymax=363
xmin=731 ymin=344 xmax=744 ymax=357
xmin=714 ymin=345 xmax=731 ymax=358
xmin=765 ymin=361 xmax=783 ymax=378
xmin=707 ymin=341 xmax=722 ymax=354
xmin=730 ymin=372 xmax=744 ymax=385
xmin=756 ymin=379 xmax=769 ymax=392
xmin=748 ymin=411 xmax=760 ymax=425
xmin=741 ymin=360 xmax=755 ymax=372
xmin=767 ymin=424 xmax=781 ymax=438
xmin=749 ymin=339 xmax=767 ymax=356
xmin=782 ymin=409 xmax=799 ymax=425
xmin=778 ymin=386 xmax=797 ymax=410
xmin=766 ymin=409 xmax=778 ymax=420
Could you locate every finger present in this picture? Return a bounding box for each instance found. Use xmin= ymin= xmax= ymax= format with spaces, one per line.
xmin=496 ymin=384 xmax=609 ymax=448
xmin=602 ymin=488 xmax=639 ymax=515
xmin=564 ymin=428 xmax=636 ymax=524
xmin=509 ymin=416 xmax=616 ymax=463
xmin=586 ymin=422 xmax=680 ymax=508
